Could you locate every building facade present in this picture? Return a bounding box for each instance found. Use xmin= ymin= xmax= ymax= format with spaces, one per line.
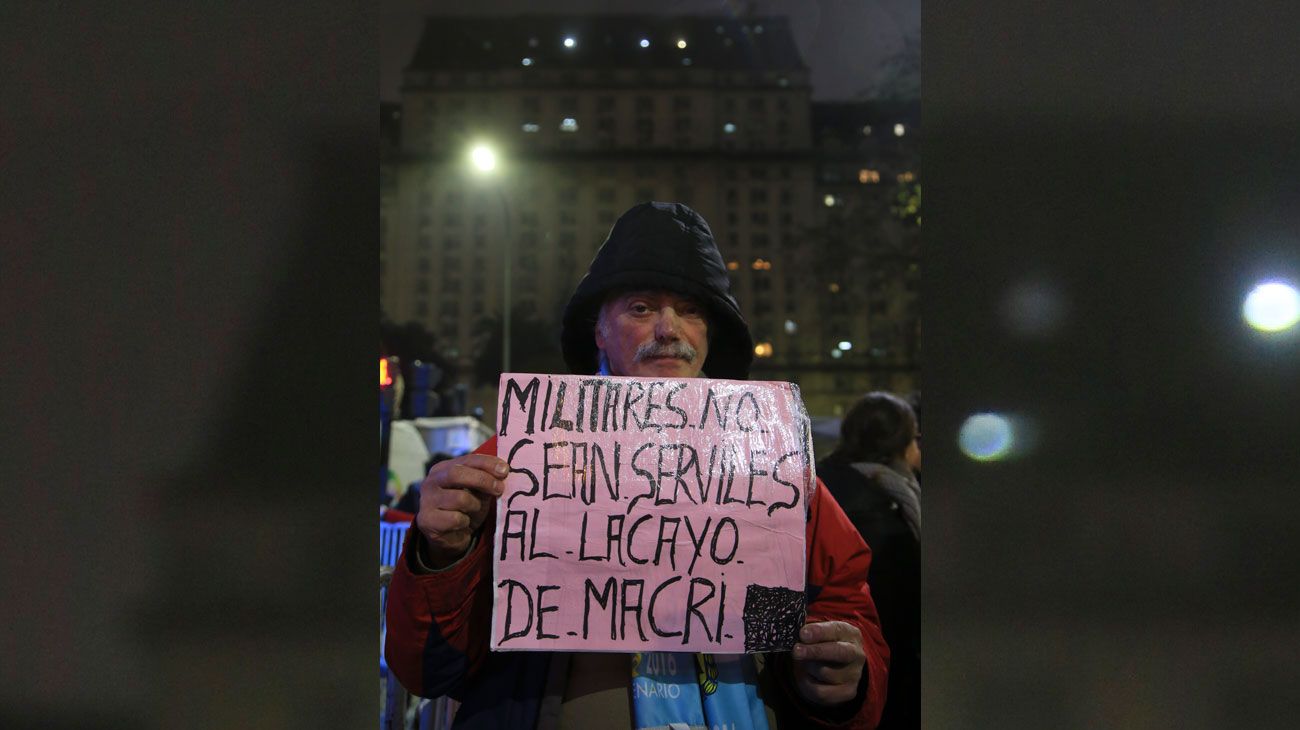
xmin=381 ymin=14 xmax=919 ymax=419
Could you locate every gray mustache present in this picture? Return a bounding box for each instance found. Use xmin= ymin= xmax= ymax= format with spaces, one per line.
xmin=634 ymin=340 xmax=697 ymax=362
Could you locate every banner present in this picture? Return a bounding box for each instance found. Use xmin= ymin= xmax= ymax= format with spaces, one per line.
xmin=490 ymin=373 xmax=813 ymax=653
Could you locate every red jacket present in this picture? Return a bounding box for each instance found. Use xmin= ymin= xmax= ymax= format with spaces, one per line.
xmin=385 ymin=436 xmax=890 ymax=729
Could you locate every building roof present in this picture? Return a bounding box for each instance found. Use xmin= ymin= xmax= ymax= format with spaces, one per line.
xmin=405 ymin=15 xmax=807 ymax=74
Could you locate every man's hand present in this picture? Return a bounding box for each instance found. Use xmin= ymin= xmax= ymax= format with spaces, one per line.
xmin=416 ymin=453 xmax=509 ymax=569
xmin=791 ymin=620 xmax=866 ymax=707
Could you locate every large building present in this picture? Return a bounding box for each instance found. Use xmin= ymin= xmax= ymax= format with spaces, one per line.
xmin=381 ymin=14 xmax=919 ymax=419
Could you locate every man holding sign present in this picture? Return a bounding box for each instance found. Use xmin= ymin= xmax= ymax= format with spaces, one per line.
xmin=386 ymin=202 xmax=890 ymax=729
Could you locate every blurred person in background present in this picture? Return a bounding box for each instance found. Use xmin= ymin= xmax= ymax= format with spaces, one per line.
xmin=817 ymin=392 xmax=920 ymax=729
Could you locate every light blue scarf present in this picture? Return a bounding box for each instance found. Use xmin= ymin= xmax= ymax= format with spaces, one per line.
xmin=630 ymin=651 xmax=769 ymax=730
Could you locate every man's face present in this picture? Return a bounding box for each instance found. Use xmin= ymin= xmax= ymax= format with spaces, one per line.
xmin=594 ymin=290 xmax=709 ymax=378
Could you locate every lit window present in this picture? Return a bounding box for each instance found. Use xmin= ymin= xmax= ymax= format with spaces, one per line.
xmin=560 ymin=118 xmax=579 ymax=132
xmin=521 ymin=57 xmax=533 ymax=66
xmin=563 ymin=36 xmax=576 ymax=48
xmin=521 ymin=123 xmax=540 ymax=133
xmin=640 ymin=38 xmax=650 ymax=48
xmin=677 ymin=39 xmax=687 ymax=49
xmin=894 ymin=123 xmax=906 ymax=137
xmin=723 ymin=122 xmax=736 ymax=134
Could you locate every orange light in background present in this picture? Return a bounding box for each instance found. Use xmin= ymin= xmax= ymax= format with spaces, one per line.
xmin=858 ymin=169 xmax=880 ymax=184
xmin=753 ymin=342 xmax=774 ymax=358
xmin=829 ymin=282 xmax=841 ymax=293
xmin=727 ymin=260 xmax=740 ymax=271
xmin=380 ymin=358 xmax=393 ymax=387
xmin=751 ymin=258 xmax=771 ymax=270
xmin=897 ymin=171 xmax=915 ymax=183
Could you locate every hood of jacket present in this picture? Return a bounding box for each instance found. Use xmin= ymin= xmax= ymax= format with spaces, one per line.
xmin=560 ymin=201 xmax=754 ymax=380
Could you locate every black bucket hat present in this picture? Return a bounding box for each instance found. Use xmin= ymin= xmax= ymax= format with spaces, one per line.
xmin=560 ymin=202 xmax=754 ymax=380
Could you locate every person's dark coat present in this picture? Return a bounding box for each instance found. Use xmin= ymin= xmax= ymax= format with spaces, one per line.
xmin=817 ymin=457 xmax=920 ymax=730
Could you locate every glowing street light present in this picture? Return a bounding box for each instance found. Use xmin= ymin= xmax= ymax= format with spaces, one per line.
xmin=1243 ymin=280 xmax=1300 ymax=332
xmin=470 ymin=144 xmax=497 ymax=173
xmin=467 ymin=142 xmax=513 ymax=372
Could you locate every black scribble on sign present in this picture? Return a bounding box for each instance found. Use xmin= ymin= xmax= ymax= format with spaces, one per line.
xmin=742 ymin=584 xmax=805 ymax=652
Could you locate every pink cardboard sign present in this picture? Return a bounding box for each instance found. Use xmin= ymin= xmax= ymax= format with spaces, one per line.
xmin=490 ymin=373 xmax=813 ymax=653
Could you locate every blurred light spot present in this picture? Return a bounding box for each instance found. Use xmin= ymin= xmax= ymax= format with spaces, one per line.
xmin=754 ymin=342 xmax=773 ymax=358
xmin=828 ymin=282 xmax=840 ymax=293
xmin=639 ymin=38 xmax=650 ymax=48
xmin=521 ymin=123 xmax=539 ymax=133
xmin=520 ymin=57 xmax=533 ymax=66
xmin=1243 ymin=281 xmax=1300 ymax=332
xmin=469 ymin=145 xmax=496 ymax=172
xmin=677 ymin=39 xmax=687 ymax=49
xmin=682 ymin=57 xmax=692 ymax=66
xmin=754 ymin=25 xmax=764 ymax=33
xmin=726 ymin=260 xmax=739 ymax=271
xmin=784 ymin=319 xmax=798 ymax=334
xmin=1001 ymin=278 xmax=1067 ymax=337
xmin=959 ymin=413 xmax=1015 ymax=462
xmin=862 ymin=125 xmax=872 ymax=136
xmin=837 ymin=340 xmax=852 ymax=351
xmin=859 ymin=168 xmax=880 ymax=184
xmin=723 ymin=122 xmax=736 ymax=134
xmin=894 ymin=123 xmax=906 ymax=137
xmin=529 ymin=37 xmax=539 ymax=48
xmin=563 ymin=37 xmax=576 ymax=48
xmin=559 ymin=118 xmax=578 ymax=132
xmin=823 ymin=194 xmax=836 ymax=207
xmin=830 ymin=349 xmax=843 ymax=359
xmin=777 ymin=77 xmax=789 ymax=87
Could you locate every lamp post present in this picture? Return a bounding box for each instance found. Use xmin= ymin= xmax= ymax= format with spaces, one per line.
xmin=469 ymin=143 xmax=513 ymax=373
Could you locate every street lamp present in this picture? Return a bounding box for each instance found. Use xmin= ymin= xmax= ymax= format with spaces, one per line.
xmin=468 ymin=142 xmax=513 ymax=373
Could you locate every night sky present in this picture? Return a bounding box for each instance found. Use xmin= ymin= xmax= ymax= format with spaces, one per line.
xmin=381 ymin=0 xmax=920 ymax=102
